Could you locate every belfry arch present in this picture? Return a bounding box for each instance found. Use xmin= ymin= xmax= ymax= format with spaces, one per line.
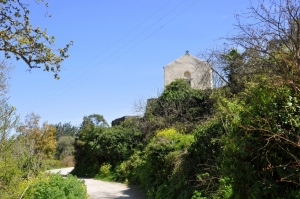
xmin=183 ymin=71 xmax=191 ymax=85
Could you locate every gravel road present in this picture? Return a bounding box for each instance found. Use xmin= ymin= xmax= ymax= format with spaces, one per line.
xmin=49 ymin=168 xmax=146 ymax=199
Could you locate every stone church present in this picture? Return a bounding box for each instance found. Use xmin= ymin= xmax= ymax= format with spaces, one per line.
xmin=111 ymin=51 xmax=213 ymax=126
xmin=164 ymin=51 xmax=213 ymax=89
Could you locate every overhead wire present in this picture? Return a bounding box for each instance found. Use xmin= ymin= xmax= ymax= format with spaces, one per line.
xmin=37 ymin=0 xmax=200 ymax=106
xmin=24 ymin=0 xmax=173 ymax=105
xmin=27 ymin=0 xmax=191 ymax=107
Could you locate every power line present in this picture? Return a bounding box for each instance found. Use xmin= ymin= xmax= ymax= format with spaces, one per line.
xmin=24 ymin=0 xmax=173 ymax=105
xmin=27 ymin=0 xmax=190 ymax=107
xmin=37 ymin=0 xmax=200 ymax=105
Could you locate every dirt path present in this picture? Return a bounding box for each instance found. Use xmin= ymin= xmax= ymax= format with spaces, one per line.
xmin=49 ymin=168 xmax=146 ymax=199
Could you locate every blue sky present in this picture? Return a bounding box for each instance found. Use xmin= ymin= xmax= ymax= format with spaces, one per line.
xmin=9 ymin=0 xmax=255 ymax=126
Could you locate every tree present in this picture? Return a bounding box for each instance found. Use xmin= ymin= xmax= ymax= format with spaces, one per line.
xmin=0 ymin=112 xmax=56 ymax=198
xmin=80 ymin=114 xmax=109 ymax=129
xmin=220 ymin=48 xmax=246 ymax=95
xmin=200 ymin=0 xmax=300 ymax=92
xmin=73 ymin=114 xmax=109 ymax=176
xmin=207 ymin=0 xmax=300 ymax=197
xmin=18 ymin=113 xmax=56 ymax=169
xmin=225 ymin=0 xmax=300 ymax=88
xmin=54 ymin=122 xmax=78 ymax=140
xmin=191 ymin=0 xmax=300 ymax=198
xmin=0 ymin=60 xmax=16 ymax=148
xmin=0 ymin=103 xmax=20 ymax=199
xmin=55 ymin=135 xmax=75 ymax=160
xmin=219 ymin=79 xmax=300 ymax=198
xmin=145 ymin=79 xmax=213 ymax=132
xmin=0 ymin=0 xmax=72 ymax=79
xmin=72 ymin=113 xmax=144 ymax=177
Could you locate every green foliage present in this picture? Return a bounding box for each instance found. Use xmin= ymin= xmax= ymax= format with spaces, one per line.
xmin=18 ymin=113 xmax=57 ymax=160
xmin=221 ymin=49 xmax=246 ymax=95
xmin=0 ymin=112 xmax=63 ymax=198
xmin=217 ymin=178 xmax=233 ymax=199
xmin=23 ymin=173 xmax=88 ymax=199
xmin=73 ymin=114 xmax=143 ymax=177
xmin=145 ymin=79 xmax=214 ymax=133
xmin=191 ymin=179 xmax=233 ymax=199
xmin=72 ymin=114 xmax=108 ymax=176
xmin=124 ymin=128 xmax=194 ymax=198
xmin=80 ymin=114 xmax=109 ymax=129
xmin=186 ymin=118 xmax=225 ymax=198
xmin=0 ymin=138 xmax=74 ymax=198
xmin=219 ymin=78 xmax=300 ymax=198
xmin=54 ymin=122 xmax=78 ymax=141
xmin=0 ymin=144 xmax=24 ymax=198
xmin=0 ymin=103 xmax=19 ymax=145
xmin=56 ymin=136 xmax=75 ymax=160
xmin=152 ymin=128 xmax=194 ymax=150
xmin=114 ymin=150 xmax=146 ymax=184
xmin=95 ymin=163 xmax=114 ymax=181
xmin=0 ymin=0 xmax=73 ymax=79
xmin=99 ymin=163 xmax=112 ymax=177
xmin=191 ymin=191 xmax=207 ymax=199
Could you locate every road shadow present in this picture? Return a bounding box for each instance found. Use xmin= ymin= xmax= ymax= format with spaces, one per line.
xmin=116 ymin=185 xmax=146 ymax=199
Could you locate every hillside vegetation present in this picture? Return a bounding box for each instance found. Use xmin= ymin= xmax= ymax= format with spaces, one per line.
xmin=72 ymin=1 xmax=300 ymax=198
xmin=0 ymin=0 xmax=299 ymax=198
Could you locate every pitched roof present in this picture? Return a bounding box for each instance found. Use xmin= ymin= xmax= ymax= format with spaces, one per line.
xmin=164 ymin=53 xmax=206 ymax=69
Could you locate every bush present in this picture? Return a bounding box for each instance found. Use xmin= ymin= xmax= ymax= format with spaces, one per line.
xmin=130 ymin=128 xmax=194 ymax=198
xmin=95 ymin=163 xmax=114 ymax=181
xmin=55 ymin=136 xmax=75 ymax=160
xmin=185 ymin=118 xmax=225 ymax=197
xmin=61 ymin=156 xmax=74 ymax=167
xmin=73 ymin=120 xmax=143 ymax=177
xmin=114 ymin=150 xmax=146 ymax=184
xmin=144 ymin=79 xmax=214 ymax=134
xmin=100 ymin=163 xmax=112 ymax=177
xmin=152 ymin=79 xmax=212 ymax=122
xmin=219 ymin=78 xmax=300 ymax=198
xmin=22 ymin=173 xmax=88 ymax=199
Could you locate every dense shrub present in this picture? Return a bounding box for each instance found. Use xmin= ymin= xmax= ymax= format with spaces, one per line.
xmin=114 ymin=150 xmax=145 ymax=183
xmin=118 ymin=128 xmax=194 ymax=198
xmin=54 ymin=122 xmax=78 ymax=141
xmin=220 ymin=78 xmax=300 ymax=198
xmin=22 ymin=173 xmax=88 ymax=199
xmin=95 ymin=163 xmax=114 ymax=181
xmin=144 ymin=79 xmax=214 ymax=133
xmin=73 ymin=114 xmax=143 ymax=177
xmin=186 ymin=118 xmax=225 ymax=197
xmin=150 ymin=119 xmax=227 ymax=199
xmin=56 ymin=136 xmax=75 ymax=160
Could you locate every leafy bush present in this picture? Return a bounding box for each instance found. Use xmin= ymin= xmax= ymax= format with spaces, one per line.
xmin=131 ymin=128 xmax=194 ymax=198
xmin=144 ymin=79 xmax=214 ymax=133
xmin=56 ymin=136 xmax=75 ymax=160
xmin=185 ymin=118 xmax=225 ymax=197
xmin=73 ymin=114 xmax=143 ymax=177
xmin=219 ymin=78 xmax=300 ymax=198
xmin=22 ymin=173 xmax=87 ymax=199
xmin=114 ymin=150 xmax=146 ymax=184
xmin=54 ymin=122 xmax=78 ymax=141
xmin=150 ymin=120 xmax=226 ymax=199
xmin=191 ymin=191 xmax=207 ymax=199
xmin=99 ymin=163 xmax=112 ymax=177
xmin=95 ymin=163 xmax=114 ymax=181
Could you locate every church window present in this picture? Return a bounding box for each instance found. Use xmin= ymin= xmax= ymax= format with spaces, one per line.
xmin=184 ymin=71 xmax=191 ymax=86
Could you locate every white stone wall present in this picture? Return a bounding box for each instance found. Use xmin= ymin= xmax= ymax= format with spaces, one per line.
xmin=164 ymin=54 xmax=212 ymax=89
